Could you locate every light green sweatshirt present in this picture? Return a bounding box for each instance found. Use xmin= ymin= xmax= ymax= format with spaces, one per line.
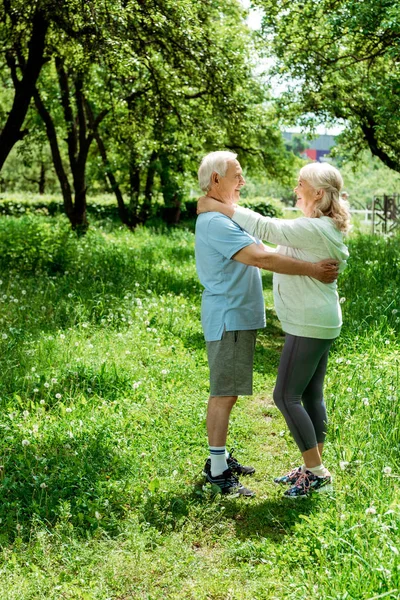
xmin=232 ymin=206 xmax=349 ymax=339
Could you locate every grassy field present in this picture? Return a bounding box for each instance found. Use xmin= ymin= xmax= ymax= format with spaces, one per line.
xmin=0 ymin=211 xmax=399 ymax=599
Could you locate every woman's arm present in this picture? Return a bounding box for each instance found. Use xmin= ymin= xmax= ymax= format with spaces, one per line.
xmin=197 ymin=196 xmax=317 ymax=250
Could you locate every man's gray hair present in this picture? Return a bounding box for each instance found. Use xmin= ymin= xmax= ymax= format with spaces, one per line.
xmin=198 ymin=151 xmax=238 ymax=192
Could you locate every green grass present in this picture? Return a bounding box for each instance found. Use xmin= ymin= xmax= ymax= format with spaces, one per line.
xmin=0 ymin=212 xmax=399 ymax=599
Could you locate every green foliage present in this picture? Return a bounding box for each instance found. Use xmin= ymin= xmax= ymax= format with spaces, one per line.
xmin=338 ymin=151 xmax=400 ymax=207
xmin=241 ymin=196 xmax=283 ymax=218
xmin=255 ymin=0 xmax=400 ymax=172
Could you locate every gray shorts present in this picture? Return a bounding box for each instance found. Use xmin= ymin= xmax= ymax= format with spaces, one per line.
xmin=206 ymin=329 xmax=257 ymax=396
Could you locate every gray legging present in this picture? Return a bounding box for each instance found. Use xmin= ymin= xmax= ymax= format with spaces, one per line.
xmin=273 ymin=334 xmax=334 ymax=453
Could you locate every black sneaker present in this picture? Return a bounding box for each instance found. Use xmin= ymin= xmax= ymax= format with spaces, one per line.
xmin=204 ymin=449 xmax=255 ymax=477
xmin=203 ymin=465 xmax=255 ymax=497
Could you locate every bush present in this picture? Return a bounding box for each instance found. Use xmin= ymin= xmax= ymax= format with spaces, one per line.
xmin=240 ymin=196 xmax=284 ymax=218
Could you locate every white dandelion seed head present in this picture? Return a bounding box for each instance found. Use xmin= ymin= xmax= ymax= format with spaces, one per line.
xmin=365 ymin=506 xmax=377 ymax=515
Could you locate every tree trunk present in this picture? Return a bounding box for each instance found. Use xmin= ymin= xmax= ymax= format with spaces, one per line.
xmin=140 ymin=151 xmax=158 ymax=222
xmin=39 ymin=162 xmax=45 ymax=194
xmin=84 ymin=99 xmax=137 ymax=229
xmin=0 ymin=10 xmax=48 ymax=170
xmin=33 ymin=88 xmax=74 ymax=215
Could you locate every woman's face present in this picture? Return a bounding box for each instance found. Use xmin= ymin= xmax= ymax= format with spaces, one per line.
xmin=294 ymin=177 xmax=319 ymax=216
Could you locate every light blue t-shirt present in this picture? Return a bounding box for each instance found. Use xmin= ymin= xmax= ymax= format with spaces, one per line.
xmin=195 ymin=212 xmax=266 ymax=342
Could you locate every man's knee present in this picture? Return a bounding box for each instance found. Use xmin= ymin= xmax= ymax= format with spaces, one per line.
xmin=209 ymin=395 xmax=238 ymax=409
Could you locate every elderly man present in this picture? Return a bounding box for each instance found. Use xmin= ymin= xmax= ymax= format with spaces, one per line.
xmin=195 ymin=151 xmax=338 ymax=497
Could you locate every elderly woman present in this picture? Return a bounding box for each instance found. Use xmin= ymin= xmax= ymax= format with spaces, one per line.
xmin=197 ymin=162 xmax=350 ymax=498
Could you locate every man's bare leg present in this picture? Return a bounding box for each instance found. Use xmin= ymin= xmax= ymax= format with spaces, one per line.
xmin=207 ymin=395 xmax=237 ymax=475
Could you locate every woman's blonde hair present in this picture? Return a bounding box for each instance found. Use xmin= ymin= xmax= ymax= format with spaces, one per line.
xmin=299 ymin=162 xmax=351 ymax=233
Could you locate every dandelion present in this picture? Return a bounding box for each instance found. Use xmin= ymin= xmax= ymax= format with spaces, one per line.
xmin=21 ymin=290 xmax=26 ymax=295
xmin=339 ymin=297 xmax=346 ymax=304
xmin=23 ymin=410 xmax=29 ymax=418
xmin=33 ymin=388 xmax=39 ymax=393
xmin=135 ymin=282 xmax=140 ymax=287
xmin=132 ymin=381 xmax=141 ymax=390
xmin=51 ymin=378 xmax=57 ymax=384
xmin=339 ymin=461 xmax=349 ymax=471
xmin=383 ymin=466 xmax=392 ymax=475
xmin=32 ymin=424 xmax=39 ymax=433
xmin=40 ymin=482 xmax=47 ymax=489
xmin=95 ymin=511 xmax=101 ymax=520
xmin=346 ymin=360 xmax=351 ymax=365
xmin=161 ymin=369 xmax=169 ymax=375
xmin=362 ymin=398 xmax=369 ymax=406
xmin=65 ymin=407 xmax=72 ymax=413
xmin=336 ymin=357 xmax=343 ymax=364
xmin=44 ymin=382 xmax=50 ymax=388
xmin=385 ymin=340 xmax=390 ymax=345
xmin=365 ymin=506 xmax=376 ymax=515
xmin=22 ymin=439 xmax=30 ymax=447
xmin=2 ymin=333 xmax=7 ymax=340
xmin=55 ymin=393 xmax=62 ymax=399
xmin=60 ymin=334 xmax=65 ymax=340
xmin=346 ymin=387 xmax=353 ymax=393
xmin=82 ymin=323 xmax=88 ymax=328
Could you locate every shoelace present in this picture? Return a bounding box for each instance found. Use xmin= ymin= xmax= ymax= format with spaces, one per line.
xmin=294 ymin=471 xmax=312 ymax=490
xmin=285 ymin=467 xmax=301 ymax=479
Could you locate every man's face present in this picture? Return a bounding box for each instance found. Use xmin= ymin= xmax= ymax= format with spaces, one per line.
xmin=217 ymin=160 xmax=245 ymax=203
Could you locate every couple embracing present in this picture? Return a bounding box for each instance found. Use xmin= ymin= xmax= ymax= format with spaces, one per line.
xmin=195 ymin=151 xmax=350 ymax=499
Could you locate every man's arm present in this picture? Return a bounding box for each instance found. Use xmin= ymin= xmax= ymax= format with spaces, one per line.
xmin=233 ymin=243 xmax=339 ymax=283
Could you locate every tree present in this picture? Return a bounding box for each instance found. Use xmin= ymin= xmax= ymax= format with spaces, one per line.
xmin=255 ymin=0 xmax=400 ymax=172
xmin=0 ymin=1 xmax=48 ymax=169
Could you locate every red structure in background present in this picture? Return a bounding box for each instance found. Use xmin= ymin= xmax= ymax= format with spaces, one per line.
xmin=304 ymin=148 xmax=330 ymax=161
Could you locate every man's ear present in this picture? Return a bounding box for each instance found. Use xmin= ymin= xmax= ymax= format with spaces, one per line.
xmin=212 ymin=172 xmax=219 ymax=185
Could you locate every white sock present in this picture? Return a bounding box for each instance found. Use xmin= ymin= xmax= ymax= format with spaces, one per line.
xmin=209 ymin=446 xmax=228 ymax=477
xmin=307 ymin=464 xmax=330 ymax=477
xmin=225 ymin=449 xmax=230 ymax=459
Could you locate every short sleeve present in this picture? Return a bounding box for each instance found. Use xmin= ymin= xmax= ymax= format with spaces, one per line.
xmin=206 ymin=214 xmax=255 ymax=259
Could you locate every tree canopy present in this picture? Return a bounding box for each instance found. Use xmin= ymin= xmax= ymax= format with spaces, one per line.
xmin=255 ymin=0 xmax=400 ymax=172
xmin=0 ymin=0 xmax=296 ymax=230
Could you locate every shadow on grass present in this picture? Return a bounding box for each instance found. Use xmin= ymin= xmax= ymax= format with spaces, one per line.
xmin=0 ymin=424 xmax=139 ymax=544
xmin=140 ymin=481 xmax=319 ymax=545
